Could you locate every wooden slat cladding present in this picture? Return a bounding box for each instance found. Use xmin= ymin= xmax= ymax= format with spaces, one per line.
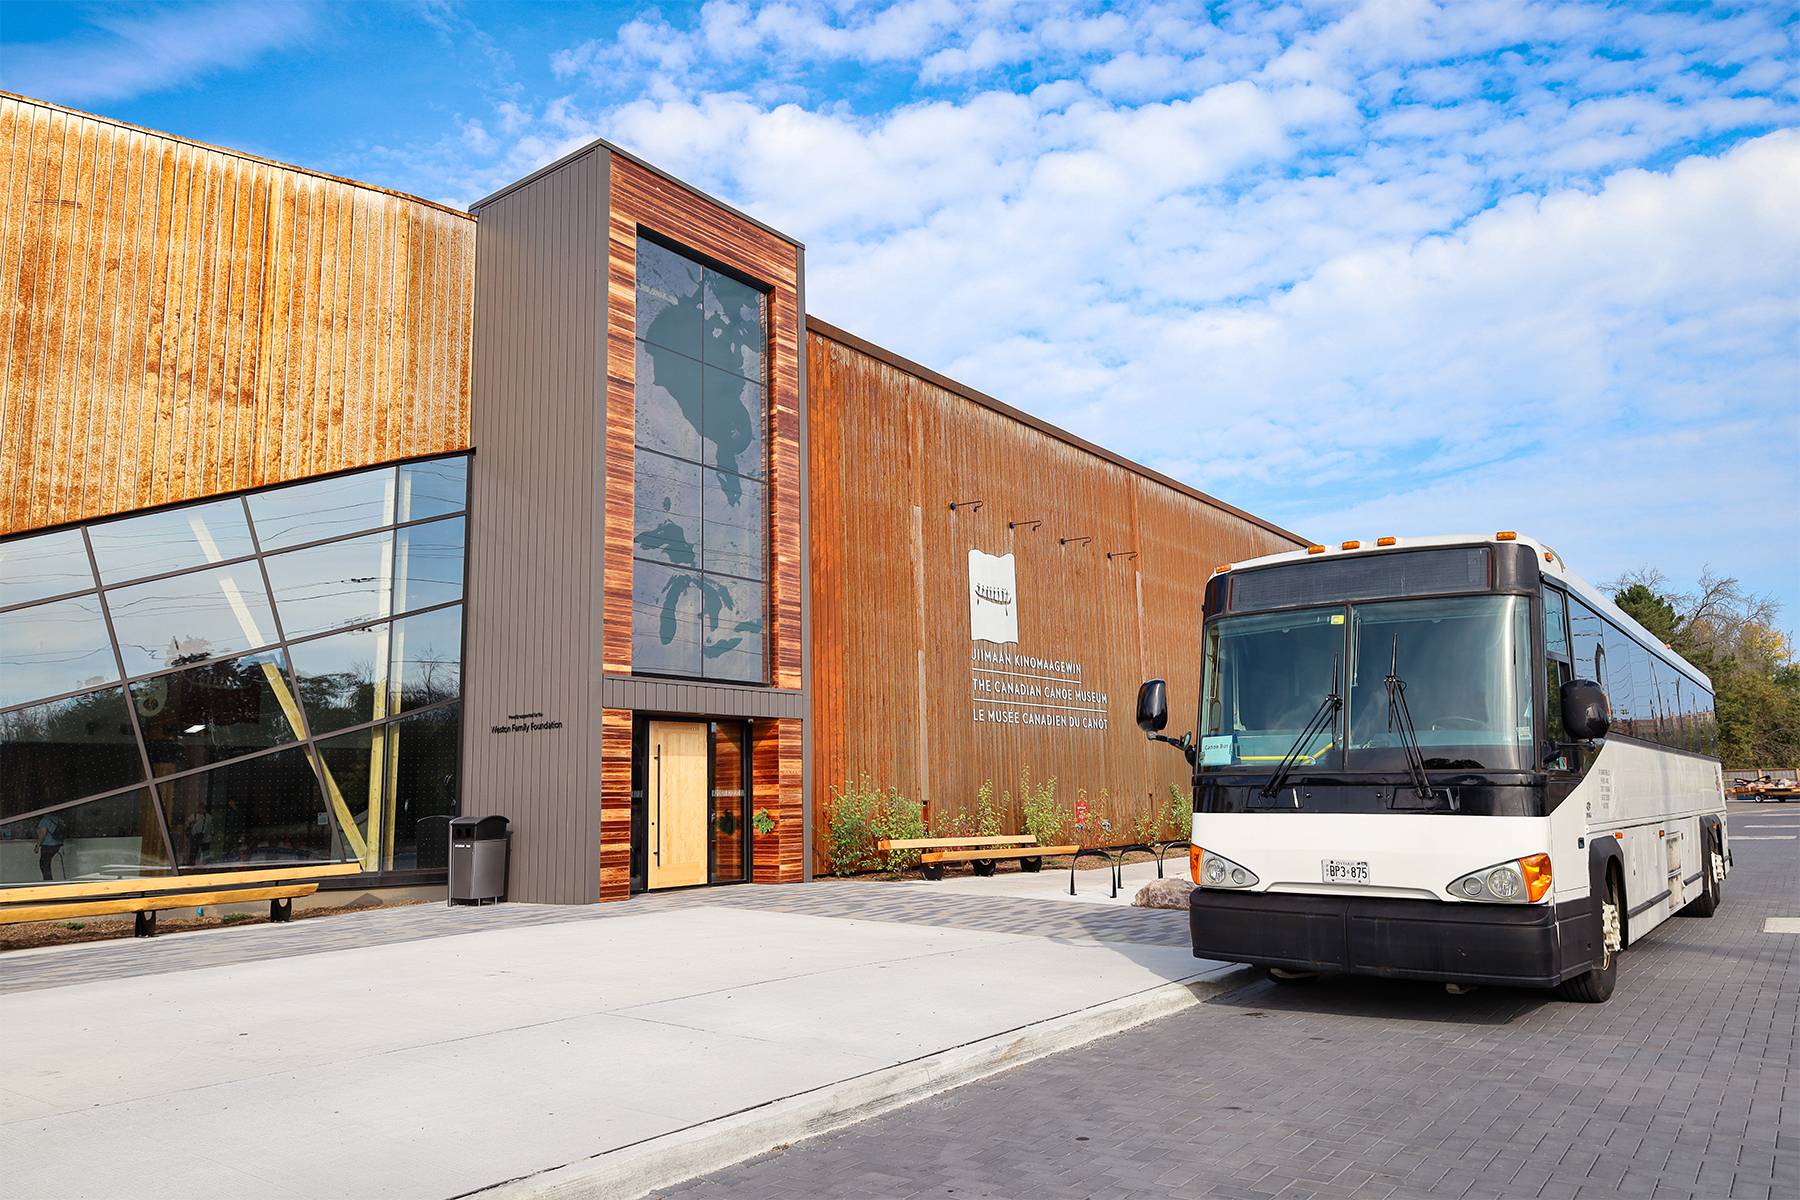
xmin=599 ymin=708 xmax=633 ymax=900
xmin=602 ymin=156 xmax=804 ymax=688
xmin=0 ymin=95 xmax=474 ymax=535
xmin=807 ymin=327 xmax=1306 ymax=873
xmin=752 ymin=717 xmax=804 ymax=884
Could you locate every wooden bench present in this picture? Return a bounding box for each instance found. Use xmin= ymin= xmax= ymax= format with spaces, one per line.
xmin=877 ymin=835 xmax=1082 ymax=881
xmin=0 ymin=862 xmax=366 ymax=937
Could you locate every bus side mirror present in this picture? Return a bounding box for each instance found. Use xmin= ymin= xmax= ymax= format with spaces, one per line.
xmin=1561 ymin=679 xmax=1610 ymax=741
xmin=1136 ymin=679 xmax=1169 ymax=734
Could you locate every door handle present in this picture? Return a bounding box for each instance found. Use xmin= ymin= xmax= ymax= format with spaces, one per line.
xmin=654 ymin=744 xmax=662 ymax=864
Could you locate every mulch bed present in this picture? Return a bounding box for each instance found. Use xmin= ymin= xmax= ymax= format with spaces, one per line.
xmin=0 ymin=899 xmax=434 ymax=953
xmin=843 ymin=848 xmax=1178 ymax=882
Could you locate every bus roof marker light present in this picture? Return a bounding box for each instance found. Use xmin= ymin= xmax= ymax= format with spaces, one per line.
xmin=1307 ymin=545 xmax=1326 ymax=554
xmin=1341 ymin=540 xmax=1360 ymax=550
xmin=1377 ymin=537 xmax=1396 ymax=546
xmin=1496 ymin=531 xmax=1517 ymax=540
xmin=1214 ymin=564 xmax=1231 ymax=574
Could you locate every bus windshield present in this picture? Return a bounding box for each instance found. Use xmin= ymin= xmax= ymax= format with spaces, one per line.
xmin=1200 ymin=594 xmax=1534 ymax=773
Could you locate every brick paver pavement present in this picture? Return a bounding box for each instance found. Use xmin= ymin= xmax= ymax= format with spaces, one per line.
xmin=656 ymin=802 xmax=1798 ymax=1200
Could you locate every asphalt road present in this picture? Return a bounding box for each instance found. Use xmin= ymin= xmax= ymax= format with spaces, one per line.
xmin=657 ymin=801 xmax=1798 ymax=1200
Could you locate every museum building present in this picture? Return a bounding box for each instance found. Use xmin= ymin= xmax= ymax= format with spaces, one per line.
xmin=0 ymin=93 xmax=1304 ymax=903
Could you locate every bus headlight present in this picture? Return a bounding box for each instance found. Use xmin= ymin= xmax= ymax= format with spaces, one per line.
xmin=1447 ymin=855 xmax=1551 ymax=903
xmin=1193 ymin=848 xmax=1259 ymax=889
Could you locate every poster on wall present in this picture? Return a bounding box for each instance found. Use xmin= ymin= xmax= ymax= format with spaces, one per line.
xmin=967 ymin=550 xmax=1018 ymax=645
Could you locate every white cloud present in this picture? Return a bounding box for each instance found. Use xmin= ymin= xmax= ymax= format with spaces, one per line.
xmin=0 ymin=1 xmax=315 ymax=104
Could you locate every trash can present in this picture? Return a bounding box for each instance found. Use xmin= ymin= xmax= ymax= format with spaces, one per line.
xmin=448 ymin=815 xmax=510 ymax=906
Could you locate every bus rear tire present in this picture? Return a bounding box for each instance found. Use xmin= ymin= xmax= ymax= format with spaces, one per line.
xmin=1556 ymin=874 xmax=1621 ymax=1003
xmin=1679 ymin=831 xmax=1721 ymax=918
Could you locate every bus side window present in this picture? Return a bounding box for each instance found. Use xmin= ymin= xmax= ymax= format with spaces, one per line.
xmin=1542 ymin=588 xmax=1572 ymax=768
xmin=1544 ymin=588 xmax=1569 ymax=658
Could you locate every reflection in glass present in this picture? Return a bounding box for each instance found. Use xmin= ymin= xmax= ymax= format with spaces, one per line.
xmin=699 ymin=573 xmax=763 ymax=683
xmin=636 ymin=341 xmax=703 ymax=461
xmin=1544 ymin=588 xmax=1568 ymax=659
xmin=633 ymin=560 xmax=703 ymax=677
xmin=391 ymin=606 xmax=462 ymax=712
xmin=636 ymin=237 xmax=703 ymax=352
xmin=0 ymin=528 xmax=94 ymax=608
xmin=387 ymin=703 xmax=459 ymax=870
xmin=711 ymin=721 xmax=746 ymax=883
xmin=0 ymin=688 xmax=144 ymax=820
xmin=0 ymin=595 xmax=120 ymax=709
xmin=155 ymin=745 xmax=338 ymax=868
xmin=107 ymin=563 xmax=277 ymax=677
xmin=130 ymin=650 xmax=299 ymax=772
xmin=1200 ymin=608 xmax=1346 ymax=770
xmin=703 ymin=270 xmax=765 ymax=380
xmin=700 ymin=471 xmax=764 ymax=580
xmin=289 ymin=624 xmax=388 ymax=736
xmin=394 ymin=517 xmax=465 ymax=614
xmin=315 ymin=724 xmax=379 ymax=865
xmin=89 ymin=498 xmax=255 ymax=584
xmin=634 ymin=451 xmax=702 ymax=568
xmin=0 ymin=790 xmax=170 ymax=887
xmin=263 ymin=530 xmax=394 ymax=638
xmin=397 ymin=458 xmax=468 ymax=524
xmin=701 ymin=363 xmax=765 ymax=480
xmin=248 ymin=467 xmax=396 ymax=550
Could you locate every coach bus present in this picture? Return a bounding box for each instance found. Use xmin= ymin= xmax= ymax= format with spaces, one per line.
xmin=1136 ymin=533 xmax=1729 ymax=1002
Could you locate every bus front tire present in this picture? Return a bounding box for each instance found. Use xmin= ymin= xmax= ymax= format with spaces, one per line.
xmin=1555 ymin=873 xmax=1621 ymax=1003
xmin=1679 ymin=832 xmax=1721 ymax=918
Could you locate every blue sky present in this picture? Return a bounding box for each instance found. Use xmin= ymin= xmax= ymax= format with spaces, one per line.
xmin=5 ymin=1 xmax=1798 ymax=635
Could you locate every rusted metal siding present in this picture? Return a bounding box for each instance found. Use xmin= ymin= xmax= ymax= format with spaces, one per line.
xmin=0 ymin=94 xmax=474 ymax=535
xmin=807 ymin=322 xmax=1306 ymax=871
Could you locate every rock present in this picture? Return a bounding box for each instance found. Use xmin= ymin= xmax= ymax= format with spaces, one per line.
xmin=1133 ymin=877 xmax=1193 ymax=910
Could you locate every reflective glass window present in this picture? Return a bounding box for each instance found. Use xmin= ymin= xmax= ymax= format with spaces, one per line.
xmin=704 ymin=271 xmax=766 ymax=380
xmin=636 ymin=236 xmax=703 ymax=353
xmin=711 ymin=721 xmax=746 ymax=883
xmin=394 ymin=517 xmax=465 ymax=614
xmin=634 ymin=451 xmax=703 ymax=569
xmin=1568 ymin=597 xmax=1606 ymax=685
xmin=1 ymin=688 xmax=144 ymax=820
xmin=88 ymin=499 xmax=256 ymax=584
xmin=397 ymin=458 xmax=468 ymax=524
xmin=633 ymin=560 xmax=703 ymax=678
xmin=636 ymin=341 xmax=704 ymax=462
xmin=700 ymin=471 xmax=763 ymax=579
xmin=0 ymin=595 xmax=120 ymax=708
xmin=289 ymin=624 xmax=389 ymax=736
xmin=700 ymin=573 xmax=764 ymax=683
xmin=701 ymin=364 xmax=764 ymax=480
xmin=314 ymin=724 xmax=381 ymax=865
xmin=391 ymin=606 xmax=462 ymax=712
xmin=0 ymin=528 xmax=94 ymax=608
xmin=155 ymin=745 xmax=339 ymax=868
xmin=131 ymin=650 xmax=300 ymax=771
xmin=1544 ymin=588 xmax=1569 ymax=659
xmin=248 ymin=468 xmax=396 ymax=551
xmin=107 ymin=562 xmax=278 ymax=677
xmin=386 ymin=703 xmax=460 ymax=870
xmin=1200 ymin=607 xmax=1345 ymax=770
xmin=0 ymin=790 xmax=170 ymax=887
xmin=263 ymin=530 xmax=394 ymax=638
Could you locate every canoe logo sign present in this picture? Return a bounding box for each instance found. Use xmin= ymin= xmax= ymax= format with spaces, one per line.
xmin=968 ymin=550 xmax=1018 ymax=645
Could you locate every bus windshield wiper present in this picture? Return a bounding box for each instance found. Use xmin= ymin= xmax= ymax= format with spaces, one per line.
xmin=1385 ymin=635 xmax=1434 ymax=800
xmin=1261 ymin=653 xmax=1340 ymax=800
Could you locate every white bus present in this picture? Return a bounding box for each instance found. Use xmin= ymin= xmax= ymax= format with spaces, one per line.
xmin=1136 ymin=533 xmax=1729 ymax=1002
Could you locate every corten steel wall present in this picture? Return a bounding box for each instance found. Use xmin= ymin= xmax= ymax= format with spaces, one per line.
xmin=807 ymin=320 xmax=1307 ymax=872
xmin=461 ymin=147 xmax=609 ymax=906
xmin=0 ymin=94 xmax=473 ymax=535
xmin=463 ymin=143 xmax=807 ymax=903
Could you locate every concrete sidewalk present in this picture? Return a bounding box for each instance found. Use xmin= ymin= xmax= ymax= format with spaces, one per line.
xmin=0 ymin=880 xmax=1238 ymax=1200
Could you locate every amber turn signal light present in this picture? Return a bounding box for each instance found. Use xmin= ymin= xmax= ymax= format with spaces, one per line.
xmin=1190 ymin=844 xmax=1205 ymax=886
xmin=1519 ymin=854 xmax=1552 ymax=903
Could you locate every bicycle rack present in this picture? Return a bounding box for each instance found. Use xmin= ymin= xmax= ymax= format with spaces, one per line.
xmin=1153 ymin=839 xmax=1192 ymax=878
xmin=1069 ymin=847 xmax=1117 ymax=897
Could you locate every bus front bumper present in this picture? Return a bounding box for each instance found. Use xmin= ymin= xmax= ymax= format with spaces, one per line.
xmin=1191 ymin=889 xmax=1593 ymax=988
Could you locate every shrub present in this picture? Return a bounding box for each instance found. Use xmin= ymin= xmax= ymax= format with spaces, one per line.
xmin=826 ymin=776 xmax=928 ymax=874
xmin=1017 ymin=767 xmax=1065 ymax=848
xmin=1163 ymin=782 xmax=1192 ymax=840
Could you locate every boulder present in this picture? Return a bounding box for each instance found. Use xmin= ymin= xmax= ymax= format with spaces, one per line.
xmin=1133 ymin=877 xmax=1193 ymax=910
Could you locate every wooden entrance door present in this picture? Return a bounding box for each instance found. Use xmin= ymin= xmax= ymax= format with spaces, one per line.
xmin=647 ymin=721 xmax=708 ymax=889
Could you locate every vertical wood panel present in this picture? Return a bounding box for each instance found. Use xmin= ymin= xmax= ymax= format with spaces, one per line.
xmin=0 ymin=95 xmax=475 ymax=535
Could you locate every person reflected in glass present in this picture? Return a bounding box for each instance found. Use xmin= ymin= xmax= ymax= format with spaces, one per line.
xmin=186 ymin=802 xmax=214 ymax=866
xmin=35 ymin=811 xmax=67 ymax=880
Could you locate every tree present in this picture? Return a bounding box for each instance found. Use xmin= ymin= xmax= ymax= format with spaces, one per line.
xmin=1604 ymin=567 xmax=1799 ymax=769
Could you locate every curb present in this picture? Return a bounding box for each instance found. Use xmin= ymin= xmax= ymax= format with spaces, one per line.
xmin=468 ymin=961 xmax=1259 ymax=1200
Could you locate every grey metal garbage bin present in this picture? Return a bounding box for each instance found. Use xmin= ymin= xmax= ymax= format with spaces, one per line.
xmin=448 ymin=815 xmax=510 ymax=905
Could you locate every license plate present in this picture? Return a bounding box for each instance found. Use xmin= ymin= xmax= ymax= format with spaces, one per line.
xmin=1323 ymin=859 xmax=1369 ymax=885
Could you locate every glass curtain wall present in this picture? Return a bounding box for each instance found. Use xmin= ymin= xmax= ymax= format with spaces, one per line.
xmin=631 ymin=235 xmax=768 ymax=683
xmin=0 ymin=455 xmax=468 ymax=887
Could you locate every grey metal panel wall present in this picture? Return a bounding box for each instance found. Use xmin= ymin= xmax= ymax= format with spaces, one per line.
xmin=461 ymin=147 xmax=609 ymax=905
xmin=599 ymin=676 xmax=804 ymax=720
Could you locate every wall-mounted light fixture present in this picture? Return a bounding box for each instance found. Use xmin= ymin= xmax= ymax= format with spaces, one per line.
xmin=948 ymin=499 xmax=984 ymax=512
xmin=1060 ymin=536 xmax=1091 ymax=547
xmin=1106 ymin=550 xmax=1138 ymax=561
xmin=1010 ymin=518 xmax=1042 ymax=531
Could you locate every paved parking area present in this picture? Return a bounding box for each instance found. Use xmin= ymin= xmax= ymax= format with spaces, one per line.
xmin=657 ymin=802 xmax=1798 ymax=1200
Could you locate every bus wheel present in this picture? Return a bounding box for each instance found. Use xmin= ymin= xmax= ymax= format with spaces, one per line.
xmin=1266 ymin=967 xmax=1322 ymax=986
xmin=1679 ymin=832 xmax=1721 ymax=918
xmin=1556 ymin=874 xmax=1621 ymax=1003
